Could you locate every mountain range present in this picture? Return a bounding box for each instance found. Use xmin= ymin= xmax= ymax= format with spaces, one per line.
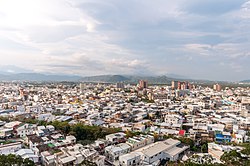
xmin=0 ymin=72 xmax=225 ymax=84
xmin=0 ymin=73 xmax=82 ymax=82
xmin=0 ymin=71 xmax=248 ymax=84
xmin=240 ymin=80 xmax=250 ymax=83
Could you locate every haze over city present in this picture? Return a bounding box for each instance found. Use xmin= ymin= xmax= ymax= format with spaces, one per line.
xmin=2 ymin=1 xmax=250 ymax=166
xmin=0 ymin=0 xmax=250 ymax=81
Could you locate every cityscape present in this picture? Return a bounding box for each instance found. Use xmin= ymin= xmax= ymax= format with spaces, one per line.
xmin=1 ymin=0 xmax=250 ymax=166
xmin=0 ymin=80 xmax=248 ymax=165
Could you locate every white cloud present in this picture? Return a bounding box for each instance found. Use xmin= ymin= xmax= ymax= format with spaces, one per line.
xmin=0 ymin=0 xmax=249 ymax=80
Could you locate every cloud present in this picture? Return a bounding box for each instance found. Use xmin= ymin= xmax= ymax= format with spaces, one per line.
xmin=0 ymin=0 xmax=249 ymax=81
xmin=182 ymin=0 xmax=246 ymax=16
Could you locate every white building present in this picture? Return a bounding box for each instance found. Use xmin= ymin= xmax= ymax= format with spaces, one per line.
xmin=105 ymin=132 xmax=126 ymax=144
xmin=165 ymin=114 xmax=183 ymax=124
xmin=15 ymin=123 xmax=37 ymax=138
xmin=105 ymin=143 xmax=131 ymax=162
xmin=16 ymin=149 xmax=39 ymax=163
xmin=0 ymin=142 xmax=22 ymax=155
xmin=0 ymin=128 xmax=13 ymax=138
xmin=140 ymin=139 xmax=189 ymax=165
xmin=126 ymin=135 xmax=154 ymax=151
xmin=119 ymin=152 xmax=143 ymax=166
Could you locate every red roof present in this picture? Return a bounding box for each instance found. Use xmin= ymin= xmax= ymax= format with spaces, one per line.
xmin=179 ymin=130 xmax=185 ymax=136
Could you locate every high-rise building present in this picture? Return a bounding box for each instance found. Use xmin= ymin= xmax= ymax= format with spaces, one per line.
xmin=116 ymin=82 xmax=125 ymax=89
xmin=80 ymin=83 xmax=85 ymax=91
xmin=213 ymin=84 xmax=221 ymax=92
xmin=139 ymin=80 xmax=148 ymax=89
xmin=172 ymin=81 xmax=191 ymax=90
xmin=171 ymin=81 xmax=178 ymax=90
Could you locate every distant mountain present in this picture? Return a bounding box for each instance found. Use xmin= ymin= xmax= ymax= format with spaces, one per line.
xmin=80 ymin=75 xmax=224 ymax=84
xmin=0 ymin=72 xmax=231 ymax=84
xmin=126 ymin=75 xmax=173 ymax=84
xmin=240 ymin=80 xmax=250 ymax=83
xmin=165 ymin=73 xmax=188 ymax=79
xmin=0 ymin=73 xmax=82 ymax=82
xmin=81 ymin=75 xmax=130 ymax=83
xmin=81 ymin=75 xmax=181 ymax=84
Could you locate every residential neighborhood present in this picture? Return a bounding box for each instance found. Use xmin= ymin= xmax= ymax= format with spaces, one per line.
xmin=0 ymin=81 xmax=249 ymax=165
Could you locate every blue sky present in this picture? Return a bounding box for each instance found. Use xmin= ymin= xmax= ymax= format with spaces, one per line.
xmin=0 ymin=0 xmax=250 ymax=81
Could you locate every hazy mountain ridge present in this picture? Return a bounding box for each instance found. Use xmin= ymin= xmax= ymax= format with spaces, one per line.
xmin=81 ymin=75 xmax=130 ymax=83
xmin=0 ymin=72 xmax=233 ymax=84
xmin=81 ymin=75 xmax=218 ymax=84
xmin=240 ymin=80 xmax=250 ymax=83
xmin=0 ymin=73 xmax=82 ymax=82
xmin=0 ymin=73 xmax=188 ymax=83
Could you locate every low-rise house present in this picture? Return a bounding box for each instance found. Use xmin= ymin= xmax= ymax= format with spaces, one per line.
xmin=126 ymin=135 xmax=154 ymax=151
xmin=119 ymin=152 xmax=143 ymax=166
xmin=165 ymin=114 xmax=183 ymax=124
xmin=55 ymin=152 xmax=76 ymax=166
xmin=15 ymin=123 xmax=37 ymax=138
xmin=232 ymin=133 xmax=244 ymax=144
xmin=0 ymin=128 xmax=13 ymax=138
xmin=134 ymin=138 xmax=189 ymax=165
xmin=41 ymin=151 xmax=56 ymax=166
xmin=16 ymin=149 xmax=39 ymax=163
xmin=215 ymin=132 xmax=232 ymax=143
xmin=54 ymin=144 xmax=105 ymax=166
xmin=106 ymin=132 xmax=126 ymax=144
xmin=37 ymin=113 xmax=54 ymax=122
xmin=105 ymin=143 xmax=131 ymax=162
xmin=132 ymin=123 xmax=146 ymax=132
xmin=119 ymin=138 xmax=189 ymax=166
xmin=0 ymin=142 xmax=22 ymax=155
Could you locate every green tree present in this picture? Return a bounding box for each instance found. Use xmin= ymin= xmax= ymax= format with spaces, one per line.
xmin=220 ymin=150 xmax=243 ymax=166
xmin=0 ymin=154 xmax=35 ymax=166
xmin=80 ymin=160 xmax=97 ymax=166
xmin=241 ymin=142 xmax=250 ymax=155
xmin=201 ymin=143 xmax=208 ymax=153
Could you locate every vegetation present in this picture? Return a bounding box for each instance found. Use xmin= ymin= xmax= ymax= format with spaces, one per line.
xmin=218 ymin=142 xmax=250 ymax=166
xmin=80 ymin=160 xmax=97 ymax=166
xmin=49 ymin=121 xmax=121 ymax=142
xmin=0 ymin=154 xmax=35 ymax=166
xmin=0 ymin=115 xmax=121 ymax=143
xmin=125 ymin=130 xmax=141 ymax=139
xmin=170 ymin=143 xmax=250 ymax=166
xmin=241 ymin=142 xmax=250 ymax=155
xmin=141 ymin=98 xmax=155 ymax=103
xmin=0 ymin=116 xmax=11 ymax=122
xmin=0 ymin=116 xmax=47 ymax=125
xmin=163 ymin=134 xmax=209 ymax=153
xmin=0 ymin=116 xmax=121 ymax=143
xmin=220 ymin=150 xmax=239 ymax=165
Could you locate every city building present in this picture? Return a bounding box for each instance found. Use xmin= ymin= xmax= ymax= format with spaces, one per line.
xmin=213 ymin=84 xmax=221 ymax=92
xmin=139 ymin=80 xmax=148 ymax=89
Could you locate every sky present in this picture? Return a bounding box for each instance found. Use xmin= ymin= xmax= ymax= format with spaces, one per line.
xmin=0 ymin=0 xmax=250 ymax=81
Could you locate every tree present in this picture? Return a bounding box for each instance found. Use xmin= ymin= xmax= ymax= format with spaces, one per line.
xmin=201 ymin=143 xmax=208 ymax=153
xmin=178 ymin=137 xmax=194 ymax=148
xmin=184 ymin=154 xmax=223 ymax=166
xmin=153 ymin=132 xmax=159 ymax=141
xmin=0 ymin=154 xmax=35 ymax=166
xmin=80 ymin=160 xmax=97 ymax=166
xmin=125 ymin=130 xmax=141 ymax=139
xmin=220 ymin=150 xmax=243 ymax=166
xmin=241 ymin=143 xmax=250 ymax=155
